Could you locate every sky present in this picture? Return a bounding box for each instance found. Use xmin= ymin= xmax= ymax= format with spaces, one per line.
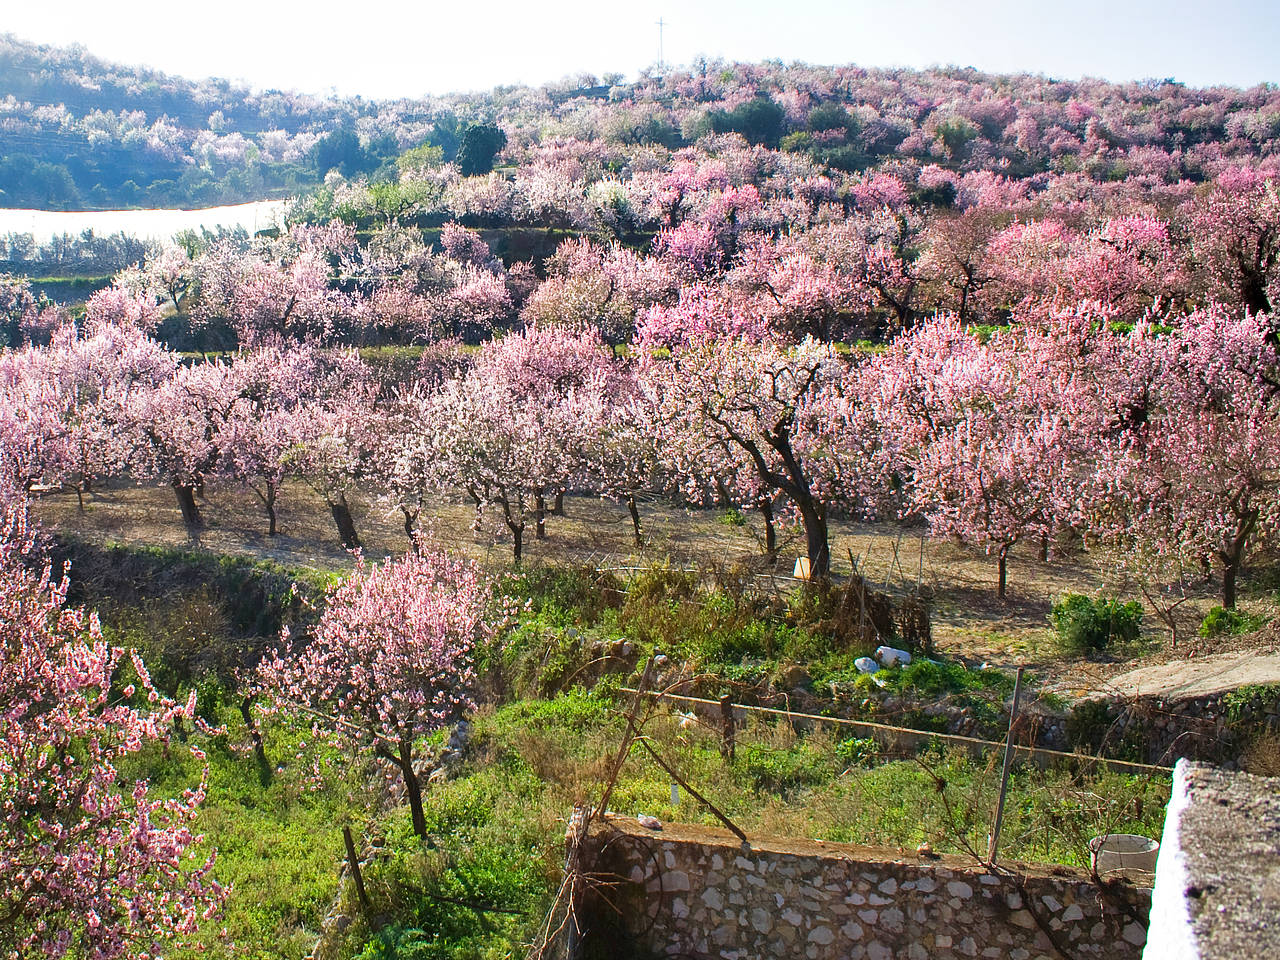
xmin=4 ymin=0 xmax=1278 ymax=99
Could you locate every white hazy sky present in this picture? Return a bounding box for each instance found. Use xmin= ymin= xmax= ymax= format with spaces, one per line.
xmin=4 ymin=0 xmax=1278 ymax=98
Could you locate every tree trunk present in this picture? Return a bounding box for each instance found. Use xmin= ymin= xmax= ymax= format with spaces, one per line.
xmin=1039 ymin=533 xmax=1048 ymax=563
xmin=997 ymin=543 xmax=1010 ymax=601
xmin=239 ymin=697 xmax=271 ymax=785
xmin=265 ymin=480 xmax=278 ymax=537
xmin=402 ymin=505 xmax=420 ymax=554
xmin=1220 ymin=511 xmax=1258 ymax=610
xmin=535 ymin=492 xmax=547 ymax=540
xmin=627 ymin=494 xmax=643 ymax=547
xmin=714 ymin=477 xmax=733 ymax=508
xmin=398 ymin=738 xmax=426 ymax=838
xmin=507 ymin=519 xmax=524 ymax=563
xmin=552 ymin=489 xmax=565 ymax=515
xmin=798 ymin=499 xmax=829 ymax=578
xmin=329 ymin=494 xmax=360 ymax=550
xmin=760 ymin=498 xmax=777 ymax=561
xmin=173 ymin=481 xmax=203 ymax=529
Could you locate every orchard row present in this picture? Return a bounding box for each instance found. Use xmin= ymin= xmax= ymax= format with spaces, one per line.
xmin=3 ymin=294 xmax=1276 ymax=608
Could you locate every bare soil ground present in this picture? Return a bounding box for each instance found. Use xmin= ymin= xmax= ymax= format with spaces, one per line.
xmin=33 ymin=479 xmax=1278 ymax=686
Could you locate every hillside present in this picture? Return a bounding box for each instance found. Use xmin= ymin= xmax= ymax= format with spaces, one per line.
xmin=3 ymin=33 xmax=1280 ymax=211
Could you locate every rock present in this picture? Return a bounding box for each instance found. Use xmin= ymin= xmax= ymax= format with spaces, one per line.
xmin=808 ymin=926 xmax=835 ymax=945
xmin=778 ymin=664 xmax=812 ymax=689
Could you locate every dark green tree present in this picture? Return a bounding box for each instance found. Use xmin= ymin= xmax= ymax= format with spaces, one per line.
xmin=456 ymin=124 xmax=507 ymax=176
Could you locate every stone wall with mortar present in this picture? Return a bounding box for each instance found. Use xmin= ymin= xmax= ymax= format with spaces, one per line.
xmin=586 ymin=817 xmax=1150 ymax=960
xmin=1078 ymin=685 xmax=1280 ymax=767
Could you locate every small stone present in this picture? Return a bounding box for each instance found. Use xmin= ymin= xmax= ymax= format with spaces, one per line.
xmin=666 ymin=870 xmax=691 ymax=892
xmin=782 ymin=908 xmax=804 ymax=926
xmin=808 ymin=926 xmax=835 ymax=945
xmin=841 ymin=920 xmax=864 ymax=941
xmin=701 ymin=887 xmax=724 ymax=910
xmin=1041 ymin=895 xmax=1062 ymax=912
xmin=936 ymin=935 xmax=953 ymax=949
xmin=880 ymin=907 xmax=905 ymax=933
xmin=1061 ymin=904 xmax=1084 ymax=922
xmin=867 ymin=942 xmax=892 ymax=960
xmin=947 ymin=880 xmax=974 ymax=898
xmin=1123 ymin=922 xmax=1147 ymax=946
xmin=751 ymin=908 xmax=773 ymax=934
xmin=877 ymin=877 xmax=898 ymax=895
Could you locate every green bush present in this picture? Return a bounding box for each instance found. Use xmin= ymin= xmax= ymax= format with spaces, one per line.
xmin=737 ymin=741 xmax=833 ymax=793
xmin=835 ymin=737 xmax=879 ymax=767
xmin=1050 ymin=594 xmax=1143 ymax=652
xmin=1198 ymin=606 xmax=1267 ymax=638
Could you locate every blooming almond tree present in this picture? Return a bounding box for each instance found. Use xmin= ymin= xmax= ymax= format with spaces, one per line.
xmin=640 ymin=333 xmax=848 ymax=576
xmin=879 ymin=315 xmax=1080 ymax=599
xmin=1187 ymin=166 xmax=1280 ymax=319
xmin=0 ymin=502 xmax=223 ymax=957
xmin=256 ymin=550 xmax=487 ymax=837
xmin=1091 ymin=308 xmax=1280 ymax=608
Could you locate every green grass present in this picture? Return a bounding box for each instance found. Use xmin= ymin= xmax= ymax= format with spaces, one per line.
xmin=122 ymin=703 xmax=376 ymax=960
xmin=313 ymin=686 xmax=1168 ymax=958
xmin=60 ymin=552 xmax=1170 ymax=959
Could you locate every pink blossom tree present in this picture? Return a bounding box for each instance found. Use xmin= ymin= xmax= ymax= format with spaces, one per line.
xmin=256 ymin=550 xmax=487 ymax=837
xmin=0 ymin=502 xmax=223 ymax=957
xmin=639 ymin=333 xmax=850 ymax=576
xmin=1089 ymin=307 xmax=1280 ymax=608
xmin=879 ymin=316 xmax=1079 ymax=599
xmin=1187 ymin=166 xmax=1280 ymax=319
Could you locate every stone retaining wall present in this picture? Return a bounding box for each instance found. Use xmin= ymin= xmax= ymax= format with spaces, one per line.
xmin=586 ymin=817 xmax=1150 ymax=960
xmin=1083 ymin=686 xmax=1280 ymax=766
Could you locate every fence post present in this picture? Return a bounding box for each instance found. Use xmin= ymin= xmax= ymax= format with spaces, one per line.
xmin=343 ymin=825 xmax=372 ymax=922
xmin=988 ymin=666 xmax=1025 ymax=866
xmin=720 ymin=694 xmax=736 ymax=762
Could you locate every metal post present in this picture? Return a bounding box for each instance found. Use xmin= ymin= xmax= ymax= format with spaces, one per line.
xmin=988 ymin=666 xmax=1025 ymax=866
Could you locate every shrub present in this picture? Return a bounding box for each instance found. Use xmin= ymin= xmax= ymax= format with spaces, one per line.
xmin=1198 ymin=605 xmax=1266 ymax=638
xmin=1050 ymin=594 xmax=1143 ymax=652
xmin=737 ymin=741 xmax=832 ymax=793
xmin=835 ymin=737 xmax=879 ymax=767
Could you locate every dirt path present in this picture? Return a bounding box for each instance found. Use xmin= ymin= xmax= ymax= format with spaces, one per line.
xmin=31 ymin=479 xmax=1274 ymax=672
xmin=1095 ymin=649 xmax=1280 ymax=701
